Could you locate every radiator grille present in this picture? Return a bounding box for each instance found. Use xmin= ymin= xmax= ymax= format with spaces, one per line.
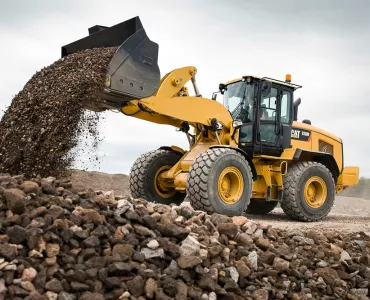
xmin=319 ymin=140 xmax=333 ymax=155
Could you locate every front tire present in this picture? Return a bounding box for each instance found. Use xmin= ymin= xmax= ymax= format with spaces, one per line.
xmin=246 ymin=198 xmax=278 ymax=215
xmin=186 ymin=148 xmax=253 ymax=216
xmin=281 ymin=161 xmax=335 ymax=222
xmin=129 ymin=149 xmax=185 ymax=205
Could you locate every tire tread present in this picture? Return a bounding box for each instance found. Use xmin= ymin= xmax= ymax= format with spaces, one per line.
xmin=129 ymin=149 xmax=180 ymax=200
xmin=186 ymin=148 xmax=252 ymax=213
xmin=281 ymin=161 xmax=335 ymax=222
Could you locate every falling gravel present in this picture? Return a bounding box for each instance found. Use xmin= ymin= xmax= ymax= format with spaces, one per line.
xmin=0 ymin=47 xmax=118 ymax=178
xmin=0 ymin=173 xmax=370 ymax=300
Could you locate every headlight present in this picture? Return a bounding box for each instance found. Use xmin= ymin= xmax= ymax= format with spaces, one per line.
xmin=232 ymin=120 xmax=243 ymax=128
xmin=242 ymin=76 xmax=252 ymax=84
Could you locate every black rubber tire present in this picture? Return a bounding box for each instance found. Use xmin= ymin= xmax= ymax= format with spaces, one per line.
xmin=246 ymin=198 xmax=278 ymax=215
xmin=186 ymin=148 xmax=253 ymax=216
xmin=129 ymin=149 xmax=185 ymax=205
xmin=281 ymin=161 xmax=335 ymax=222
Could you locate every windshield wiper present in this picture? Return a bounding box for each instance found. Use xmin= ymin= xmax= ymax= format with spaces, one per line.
xmin=232 ymin=85 xmax=250 ymax=121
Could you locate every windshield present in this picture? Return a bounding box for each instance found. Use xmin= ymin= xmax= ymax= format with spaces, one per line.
xmin=223 ymin=81 xmax=255 ymax=123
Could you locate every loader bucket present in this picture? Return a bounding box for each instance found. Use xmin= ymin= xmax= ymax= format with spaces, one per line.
xmin=61 ymin=16 xmax=160 ymax=111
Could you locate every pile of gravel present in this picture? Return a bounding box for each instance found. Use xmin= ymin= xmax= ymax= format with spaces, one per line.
xmin=0 ymin=47 xmax=117 ymax=178
xmin=0 ymin=173 xmax=369 ymax=300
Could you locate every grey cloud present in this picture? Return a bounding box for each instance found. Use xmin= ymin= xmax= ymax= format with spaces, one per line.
xmin=0 ymin=0 xmax=82 ymax=25
xmin=224 ymin=0 xmax=370 ymax=35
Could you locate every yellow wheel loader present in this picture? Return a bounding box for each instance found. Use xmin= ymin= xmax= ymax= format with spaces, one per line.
xmin=62 ymin=16 xmax=359 ymax=221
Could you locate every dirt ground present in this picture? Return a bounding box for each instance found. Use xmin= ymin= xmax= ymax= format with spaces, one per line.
xmin=69 ymin=169 xmax=130 ymax=197
xmin=246 ymin=197 xmax=370 ymax=235
xmin=69 ymin=169 xmax=370 ymax=234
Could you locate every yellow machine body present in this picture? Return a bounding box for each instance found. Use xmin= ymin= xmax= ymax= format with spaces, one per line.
xmin=117 ymin=68 xmax=359 ymax=202
xmin=62 ymin=16 xmax=359 ymax=221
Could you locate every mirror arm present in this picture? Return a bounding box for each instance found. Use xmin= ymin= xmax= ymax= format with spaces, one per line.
xmin=231 ymin=126 xmax=239 ymax=142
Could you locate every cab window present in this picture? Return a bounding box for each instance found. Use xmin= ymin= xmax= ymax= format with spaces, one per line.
xmin=260 ymin=87 xmax=277 ymax=120
xmin=280 ymin=90 xmax=291 ymax=124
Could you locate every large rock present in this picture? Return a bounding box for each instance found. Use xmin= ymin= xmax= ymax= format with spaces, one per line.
xmin=112 ymin=244 xmax=134 ymax=258
xmin=141 ymin=247 xmax=165 ymax=259
xmin=179 ymin=235 xmax=200 ymax=256
xmin=236 ymin=260 xmax=251 ymax=277
xmin=22 ymin=267 xmax=38 ymax=282
xmin=253 ymin=289 xmax=269 ymax=300
xmin=156 ymin=224 xmax=190 ymax=240
xmin=145 ymin=278 xmax=157 ymax=299
xmin=133 ymin=224 xmax=156 ymax=237
xmin=22 ymin=181 xmax=40 ymax=194
xmin=273 ymin=257 xmax=290 ymax=272
xmin=232 ymin=216 xmax=248 ymax=226
xmin=41 ymin=180 xmax=58 ymax=195
xmin=236 ymin=232 xmax=253 ymax=246
xmin=217 ymin=223 xmax=238 ymax=238
xmin=177 ymin=256 xmax=202 ymax=269
xmin=4 ymin=188 xmax=26 ymax=214
xmin=7 ymin=225 xmax=28 ymax=244
xmin=48 ymin=205 xmax=64 ymax=220
xmin=255 ymin=237 xmax=271 ymax=250
xmin=107 ymin=262 xmax=132 ymax=276
xmin=316 ymin=267 xmax=341 ymax=287
xmin=0 ymin=244 xmax=17 ymax=261
xmin=46 ymin=244 xmax=60 ymax=258
xmin=73 ymin=292 xmax=104 ymax=300
xmin=126 ymin=276 xmax=145 ymax=297
xmin=72 ymin=207 xmax=103 ymax=225
xmin=45 ymin=278 xmax=63 ymax=293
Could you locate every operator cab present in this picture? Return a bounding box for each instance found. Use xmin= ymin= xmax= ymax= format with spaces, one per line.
xmin=217 ymin=75 xmax=302 ymax=157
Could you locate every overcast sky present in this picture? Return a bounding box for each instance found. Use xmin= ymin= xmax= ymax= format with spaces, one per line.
xmin=1 ymin=0 xmax=369 ymax=177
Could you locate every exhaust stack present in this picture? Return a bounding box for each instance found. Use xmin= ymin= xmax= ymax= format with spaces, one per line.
xmin=293 ymin=98 xmax=301 ymax=121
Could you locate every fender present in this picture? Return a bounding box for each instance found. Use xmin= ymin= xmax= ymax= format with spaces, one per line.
xmin=209 ymin=145 xmax=257 ymax=180
xmin=293 ymin=149 xmax=340 ymax=182
xmin=159 ymin=145 xmax=187 ymax=156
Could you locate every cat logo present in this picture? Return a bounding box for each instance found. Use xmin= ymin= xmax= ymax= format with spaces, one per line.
xmin=291 ymin=129 xmax=300 ymax=139
xmin=291 ymin=128 xmax=311 ymax=141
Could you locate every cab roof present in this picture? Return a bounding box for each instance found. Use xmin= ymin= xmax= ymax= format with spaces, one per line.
xmin=223 ymin=75 xmax=302 ymax=90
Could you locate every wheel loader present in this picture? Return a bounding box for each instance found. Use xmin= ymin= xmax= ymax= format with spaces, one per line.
xmin=62 ymin=16 xmax=359 ymax=221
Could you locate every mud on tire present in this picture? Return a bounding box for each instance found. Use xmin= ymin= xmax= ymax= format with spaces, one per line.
xmin=186 ymin=148 xmax=253 ymax=216
xmin=129 ymin=149 xmax=184 ymax=205
xmin=281 ymin=161 xmax=335 ymax=222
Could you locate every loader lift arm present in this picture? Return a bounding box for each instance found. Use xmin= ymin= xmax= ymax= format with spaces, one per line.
xmin=122 ymin=66 xmax=233 ymax=131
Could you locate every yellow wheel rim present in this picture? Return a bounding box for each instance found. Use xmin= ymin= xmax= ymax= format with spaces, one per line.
xmin=154 ymin=165 xmax=176 ymax=199
xmin=304 ymin=176 xmax=327 ymax=208
xmin=217 ymin=166 xmax=244 ymax=205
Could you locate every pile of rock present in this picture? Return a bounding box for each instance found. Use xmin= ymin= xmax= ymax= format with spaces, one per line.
xmin=0 ymin=47 xmax=117 ymax=178
xmin=0 ymin=173 xmax=369 ymax=300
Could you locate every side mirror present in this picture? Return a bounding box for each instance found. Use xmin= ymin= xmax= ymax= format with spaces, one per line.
xmin=261 ymin=80 xmax=272 ymax=97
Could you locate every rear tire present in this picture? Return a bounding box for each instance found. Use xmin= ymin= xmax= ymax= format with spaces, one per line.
xmin=186 ymin=148 xmax=253 ymax=216
xmin=246 ymin=198 xmax=278 ymax=215
xmin=281 ymin=161 xmax=335 ymax=222
xmin=129 ymin=149 xmax=185 ymax=205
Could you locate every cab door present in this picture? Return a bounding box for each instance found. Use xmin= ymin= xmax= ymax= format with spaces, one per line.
xmin=254 ymin=85 xmax=293 ymax=156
